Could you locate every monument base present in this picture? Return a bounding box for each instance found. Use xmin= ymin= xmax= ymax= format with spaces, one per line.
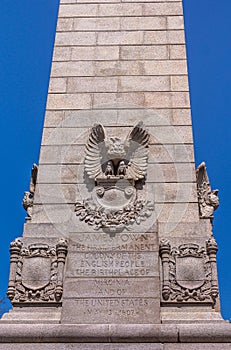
xmin=1 ymin=306 xmax=61 ymax=324
xmin=0 ymin=323 xmax=231 ymax=349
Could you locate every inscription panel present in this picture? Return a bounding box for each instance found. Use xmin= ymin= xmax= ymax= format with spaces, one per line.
xmin=62 ymin=232 xmax=160 ymax=324
xmin=62 ymin=298 xmax=160 ymax=324
xmin=63 ymin=277 xmax=159 ymax=298
xmin=70 ymin=232 xmax=158 ymax=252
xmin=66 ymin=251 xmax=159 ymax=278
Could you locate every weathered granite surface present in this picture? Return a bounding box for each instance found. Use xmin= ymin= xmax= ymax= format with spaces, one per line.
xmin=1 ymin=0 xmax=229 ymax=347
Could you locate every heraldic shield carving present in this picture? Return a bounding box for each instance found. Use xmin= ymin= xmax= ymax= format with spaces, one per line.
xmin=75 ymin=122 xmax=154 ymax=232
xmin=159 ymin=239 xmax=219 ymax=305
xmin=7 ymin=238 xmax=68 ymax=304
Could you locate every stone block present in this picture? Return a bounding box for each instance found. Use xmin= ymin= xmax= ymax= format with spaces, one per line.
xmin=43 ymin=111 xmax=64 ymax=127
xmin=171 ymin=76 xmax=189 ymax=91
xmin=116 ymin=108 xmax=173 ymax=126
xmin=94 ymin=61 xmax=144 ymax=76
xmin=153 ymin=182 xmax=197 ymax=203
xmin=122 ymin=0 xmax=179 ymax=3
xmin=144 ymin=60 xmax=188 ymax=76
xmin=53 ymin=47 xmax=72 ymax=62
xmin=110 ymin=324 xmax=178 ymax=343
xmin=73 ymin=17 xmax=120 ymax=31
xmin=122 ymin=0 xmax=180 ymax=1
xmin=120 ymin=45 xmax=168 ymax=60
xmin=55 ymin=32 xmax=96 ymax=46
xmin=23 ymin=223 xmax=66 ymax=238
xmin=71 ymin=46 xmax=119 ymax=61
xmin=97 ymin=31 xmax=143 ymax=45
xmin=149 ymin=144 xmax=194 ymax=163
xmin=46 ymin=93 xmax=92 ymax=110
xmin=145 ymin=91 xmax=190 ymax=109
xmin=34 ymin=184 xmax=78 ymax=204
xmin=1 ymin=306 xmax=61 ymax=323
xmin=38 ymin=145 xmax=88 ymax=164
xmin=0 ymin=324 xmax=110 ymax=343
xmin=77 ymin=0 xmax=121 ymax=3
xmin=167 ymin=16 xmax=184 ymax=30
xmin=170 ymin=44 xmax=187 ymax=59
xmin=161 ymin=308 xmax=224 ymax=325
xmin=144 ymin=30 xmax=185 ymax=45
xmin=158 ymin=220 xmax=212 ymax=238
xmin=142 ymin=2 xmax=183 ymax=16
xmin=155 ymin=203 xmax=199 ymax=223
xmin=31 ymin=203 xmax=74 ymax=224
xmin=39 ymin=145 xmax=64 ymax=164
xmin=120 ymin=16 xmax=166 ymax=31
xmin=93 ymin=92 xmax=145 ymax=109
xmin=59 ymin=4 xmax=98 ymax=17
xmin=49 ymin=78 xmax=67 ymax=93
xmin=62 ymin=109 xmax=118 ymax=127
xmin=171 ymin=109 xmax=192 ymax=125
xmin=118 ymin=76 xmax=170 ymax=92
xmin=173 ymin=144 xmax=194 ymax=162
xmin=150 ymin=125 xmax=193 ymax=144
xmin=98 ymin=3 xmax=143 ymax=17
xmin=51 ymin=61 xmax=94 ymax=77
xmin=172 ymin=92 xmax=190 ymax=108
xmin=60 ymin=0 xmax=76 ymax=3
xmin=37 ymin=164 xmax=80 ymax=184
xmin=144 ymin=92 xmax=171 ymax=109
xmin=178 ymin=324 xmax=231 ymax=343
xmin=0 ymin=345 xmax=164 ymax=350
xmin=145 ymin=92 xmax=190 ymax=109
xmin=67 ymin=77 xmax=118 ymax=93
xmin=150 ymin=163 xmax=196 ymax=183
xmin=165 ymin=345 xmax=231 ymax=350
xmin=56 ymin=18 xmax=74 ymax=32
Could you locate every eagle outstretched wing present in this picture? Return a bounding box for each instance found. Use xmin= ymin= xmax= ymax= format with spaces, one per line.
xmin=125 ymin=122 xmax=150 ymax=181
xmin=85 ymin=124 xmax=106 ymax=179
xmin=196 ymin=162 xmax=211 ymax=202
xmin=196 ymin=162 xmax=219 ymax=217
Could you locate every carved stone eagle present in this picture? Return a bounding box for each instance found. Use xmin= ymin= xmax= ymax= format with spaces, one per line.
xmin=84 ymin=122 xmax=150 ymax=181
xmin=196 ymin=162 xmax=219 ymax=219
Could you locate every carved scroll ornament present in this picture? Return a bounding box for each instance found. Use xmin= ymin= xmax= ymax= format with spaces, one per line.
xmin=7 ymin=238 xmax=68 ymax=304
xmin=196 ymin=162 xmax=219 ymax=220
xmin=75 ymin=122 xmax=154 ymax=232
xmin=159 ymin=238 xmax=219 ymax=305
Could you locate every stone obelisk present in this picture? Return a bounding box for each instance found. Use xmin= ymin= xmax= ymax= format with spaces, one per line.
xmin=1 ymin=0 xmax=231 ymax=348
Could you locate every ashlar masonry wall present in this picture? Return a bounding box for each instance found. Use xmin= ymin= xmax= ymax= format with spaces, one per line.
xmin=30 ymin=0 xmax=198 ymax=235
xmin=8 ymin=0 xmax=222 ymax=327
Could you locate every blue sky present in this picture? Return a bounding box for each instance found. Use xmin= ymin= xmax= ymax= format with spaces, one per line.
xmin=0 ymin=0 xmax=231 ymax=320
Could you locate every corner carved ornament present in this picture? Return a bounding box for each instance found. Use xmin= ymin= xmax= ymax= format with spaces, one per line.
xmin=75 ymin=122 xmax=153 ymax=232
xmin=7 ymin=238 xmax=68 ymax=304
xmin=159 ymin=238 xmax=219 ymax=305
xmin=22 ymin=164 xmax=38 ymax=219
xmin=196 ymin=162 xmax=219 ymax=220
